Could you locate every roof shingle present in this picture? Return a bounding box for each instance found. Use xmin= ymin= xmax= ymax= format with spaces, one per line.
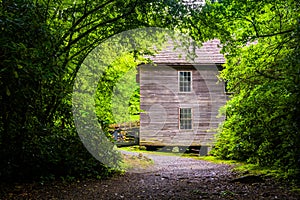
xmin=150 ymin=39 xmax=225 ymax=65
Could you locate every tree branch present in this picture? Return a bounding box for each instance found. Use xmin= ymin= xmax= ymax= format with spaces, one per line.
xmin=256 ymin=29 xmax=294 ymax=38
xmin=244 ymin=17 xmax=294 ymax=38
xmin=63 ymin=3 xmax=137 ymax=53
xmin=59 ymin=0 xmax=115 ymax=45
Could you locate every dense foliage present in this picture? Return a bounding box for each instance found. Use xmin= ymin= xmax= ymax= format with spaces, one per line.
xmin=0 ymin=0 xmax=186 ymax=181
xmin=2 ymin=0 xmax=299 ymax=183
xmin=95 ymin=54 xmax=142 ymax=132
xmin=186 ymin=0 xmax=300 ymax=179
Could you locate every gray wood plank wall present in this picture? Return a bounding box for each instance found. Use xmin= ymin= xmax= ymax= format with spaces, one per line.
xmin=139 ymin=64 xmax=227 ymax=147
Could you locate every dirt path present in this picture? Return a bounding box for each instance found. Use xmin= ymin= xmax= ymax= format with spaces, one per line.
xmin=1 ymin=151 xmax=299 ymax=199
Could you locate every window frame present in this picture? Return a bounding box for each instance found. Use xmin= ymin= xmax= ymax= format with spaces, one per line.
xmin=178 ymin=71 xmax=192 ymax=93
xmin=179 ymin=107 xmax=193 ymax=130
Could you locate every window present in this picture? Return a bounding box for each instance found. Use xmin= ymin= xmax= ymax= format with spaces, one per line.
xmin=179 ymin=71 xmax=192 ymax=92
xmin=180 ymin=108 xmax=192 ymax=130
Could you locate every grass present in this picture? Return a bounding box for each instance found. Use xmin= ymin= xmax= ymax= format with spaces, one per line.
xmin=118 ymin=145 xmax=148 ymax=153
xmin=119 ymin=146 xmax=237 ymax=160
xmin=233 ymin=163 xmax=278 ymax=176
xmin=200 ymin=156 xmax=300 ymax=189
xmin=195 ymin=155 xmax=239 ymax=165
xmin=118 ymin=146 xmax=190 ymax=157
xmin=119 ymin=153 xmax=154 ymax=171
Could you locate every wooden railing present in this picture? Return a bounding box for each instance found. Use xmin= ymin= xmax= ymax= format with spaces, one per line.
xmin=109 ymin=121 xmax=140 ymax=131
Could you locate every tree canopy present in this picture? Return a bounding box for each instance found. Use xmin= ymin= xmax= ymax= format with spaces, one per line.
xmin=0 ymin=0 xmax=187 ymax=181
xmin=185 ymin=0 xmax=300 ymax=180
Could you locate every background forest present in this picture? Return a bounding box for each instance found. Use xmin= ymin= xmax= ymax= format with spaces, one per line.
xmin=0 ymin=0 xmax=299 ymax=182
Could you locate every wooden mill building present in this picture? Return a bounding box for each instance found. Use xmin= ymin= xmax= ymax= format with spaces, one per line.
xmin=138 ymin=40 xmax=227 ymax=151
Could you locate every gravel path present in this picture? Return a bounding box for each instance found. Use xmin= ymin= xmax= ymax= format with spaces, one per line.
xmin=1 ymin=151 xmax=299 ymax=199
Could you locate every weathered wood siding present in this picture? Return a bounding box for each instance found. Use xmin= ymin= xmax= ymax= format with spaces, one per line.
xmin=139 ymin=64 xmax=227 ymax=147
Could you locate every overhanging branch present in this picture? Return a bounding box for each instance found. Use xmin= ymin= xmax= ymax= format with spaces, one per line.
xmin=243 ymin=17 xmax=294 ymax=38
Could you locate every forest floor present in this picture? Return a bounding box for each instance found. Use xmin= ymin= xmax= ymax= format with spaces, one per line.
xmin=1 ymin=150 xmax=299 ymax=200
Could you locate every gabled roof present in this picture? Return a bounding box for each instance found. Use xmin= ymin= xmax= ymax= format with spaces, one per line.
xmin=150 ymin=39 xmax=225 ymax=65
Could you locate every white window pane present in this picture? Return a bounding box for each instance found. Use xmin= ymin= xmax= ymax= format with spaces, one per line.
xmin=180 ymin=108 xmax=192 ymax=130
xmin=179 ymin=71 xmax=191 ymax=92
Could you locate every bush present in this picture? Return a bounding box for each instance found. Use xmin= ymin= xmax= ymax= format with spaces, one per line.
xmin=0 ymin=123 xmax=116 ymax=182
